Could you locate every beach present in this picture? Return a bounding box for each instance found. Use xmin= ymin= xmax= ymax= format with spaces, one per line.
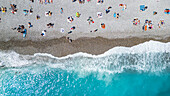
xmin=0 ymin=0 xmax=170 ymax=56
xmin=1 ymin=0 xmax=170 ymax=95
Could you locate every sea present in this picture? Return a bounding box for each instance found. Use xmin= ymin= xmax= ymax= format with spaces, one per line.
xmin=0 ymin=40 xmax=170 ymax=96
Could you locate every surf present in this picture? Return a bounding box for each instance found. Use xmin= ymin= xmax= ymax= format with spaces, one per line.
xmin=0 ymin=40 xmax=169 ymax=74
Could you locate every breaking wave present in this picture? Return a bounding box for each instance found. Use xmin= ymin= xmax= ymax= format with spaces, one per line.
xmin=0 ymin=40 xmax=170 ymax=75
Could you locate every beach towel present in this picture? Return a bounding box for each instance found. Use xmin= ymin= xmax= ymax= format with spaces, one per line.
xmin=144 ymin=25 xmax=147 ymax=31
xmin=60 ymin=28 xmax=64 ymax=33
xmin=164 ymin=9 xmax=170 ymax=14
xmin=60 ymin=9 xmax=63 ymax=14
xmin=113 ymin=13 xmax=116 ymax=17
xmin=101 ymin=23 xmax=105 ymax=29
xmin=76 ymin=12 xmax=80 ymax=17
xmin=140 ymin=5 xmax=145 ymax=11
xmin=22 ymin=29 xmax=27 ymax=38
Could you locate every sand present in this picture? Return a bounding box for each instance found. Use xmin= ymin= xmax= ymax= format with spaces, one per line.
xmin=0 ymin=0 xmax=170 ymax=56
xmin=0 ymin=37 xmax=169 ymax=57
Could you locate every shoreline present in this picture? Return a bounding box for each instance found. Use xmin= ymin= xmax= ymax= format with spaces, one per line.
xmin=0 ymin=36 xmax=170 ymax=57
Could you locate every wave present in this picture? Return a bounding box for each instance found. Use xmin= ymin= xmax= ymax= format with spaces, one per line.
xmin=0 ymin=40 xmax=170 ymax=75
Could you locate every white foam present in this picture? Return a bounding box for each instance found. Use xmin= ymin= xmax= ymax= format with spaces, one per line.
xmin=0 ymin=40 xmax=169 ymax=75
xmin=34 ymin=40 xmax=170 ymax=59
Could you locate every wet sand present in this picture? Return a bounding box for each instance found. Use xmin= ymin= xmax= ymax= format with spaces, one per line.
xmin=0 ymin=36 xmax=169 ymax=57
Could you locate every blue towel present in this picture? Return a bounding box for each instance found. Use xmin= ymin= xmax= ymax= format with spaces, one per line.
xmin=23 ymin=29 xmax=27 ymax=38
xmin=113 ymin=13 xmax=116 ymax=17
xmin=140 ymin=5 xmax=145 ymax=11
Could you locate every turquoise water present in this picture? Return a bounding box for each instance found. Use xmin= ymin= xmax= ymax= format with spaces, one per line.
xmin=0 ymin=41 xmax=170 ymax=96
xmin=0 ymin=65 xmax=170 ymax=96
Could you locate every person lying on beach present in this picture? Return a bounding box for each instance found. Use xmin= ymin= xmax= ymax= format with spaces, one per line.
xmin=116 ymin=13 xmax=119 ymax=19
xmin=97 ymin=0 xmax=104 ymax=4
xmin=164 ymin=9 xmax=170 ymax=15
xmin=68 ymin=31 xmax=72 ymax=34
xmin=113 ymin=12 xmax=120 ymax=19
xmin=148 ymin=20 xmax=153 ymax=29
xmin=79 ymin=0 xmax=85 ymax=4
xmin=1 ymin=7 xmax=7 ymax=13
xmin=158 ymin=20 xmax=165 ymax=28
xmin=101 ymin=23 xmax=105 ymax=29
xmin=45 ymin=11 xmax=52 ymax=16
xmin=133 ymin=18 xmax=140 ymax=25
xmin=71 ymin=26 xmax=76 ymax=30
xmin=28 ymin=22 xmax=33 ymax=28
xmin=90 ymin=29 xmax=98 ymax=32
xmin=47 ymin=23 xmax=54 ymax=28
xmin=41 ymin=30 xmax=46 ymax=36
xmin=87 ymin=16 xmax=94 ymax=25
xmin=30 ymin=0 xmax=34 ymax=2
xmin=67 ymin=16 xmax=74 ymax=23
xmin=30 ymin=7 xmax=33 ymax=14
xmin=23 ymin=9 xmax=29 ymax=16
xmin=119 ymin=4 xmax=127 ymax=11
xmin=60 ymin=8 xmax=63 ymax=14
xmin=21 ymin=29 xmax=27 ymax=38
xmin=142 ymin=19 xmax=153 ymax=31
xmin=36 ymin=15 xmax=40 ymax=20
xmin=94 ymin=29 xmax=98 ymax=32
xmin=10 ymin=4 xmax=18 ymax=14
xmin=11 ymin=27 xmax=17 ymax=30
xmin=140 ymin=5 xmax=148 ymax=12
xmin=105 ymin=9 xmax=110 ymax=14
xmin=76 ymin=12 xmax=81 ymax=18
xmin=105 ymin=6 xmax=112 ymax=14
xmin=97 ymin=12 xmax=102 ymax=18
xmin=44 ymin=0 xmax=53 ymax=4
xmin=153 ymin=11 xmax=157 ymax=15
xmin=72 ymin=0 xmax=76 ymax=2
xmin=16 ymin=25 xmax=24 ymax=32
